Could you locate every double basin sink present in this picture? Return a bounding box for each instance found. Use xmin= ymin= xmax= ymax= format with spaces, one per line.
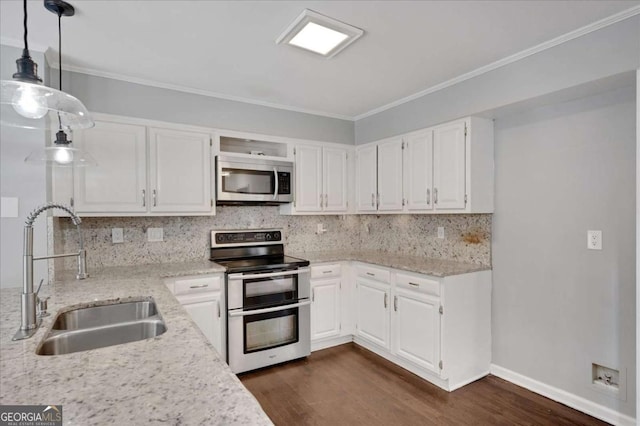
xmin=36 ymin=297 xmax=167 ymax=356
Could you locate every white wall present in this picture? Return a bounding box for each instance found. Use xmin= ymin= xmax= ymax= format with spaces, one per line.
xmin=355 ymin=15 xmax=640 ymax=144
xmin=0 ymin=44 xmax=48 ymax=288
xmin=492 ymin=86 xmax=636 ymax=418
xmin=52 ymin=69 xmax=355 ymax=145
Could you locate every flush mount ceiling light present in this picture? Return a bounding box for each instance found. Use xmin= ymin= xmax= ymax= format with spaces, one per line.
xmin=24 ymin=0 xmax=97 ymax=168
xmin=0 ymin=0 xmax=93 ymax=131
xmin=276 ymin=9 xmax=363 ymax=58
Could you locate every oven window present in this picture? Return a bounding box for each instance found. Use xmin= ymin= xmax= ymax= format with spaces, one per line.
xmin=244 ymin=308 xmax=298 ymax=353
xmin=221 ymin=168 xmax=274 ymax=194
xmin=244 ymin=275 xmax=297 ymax=309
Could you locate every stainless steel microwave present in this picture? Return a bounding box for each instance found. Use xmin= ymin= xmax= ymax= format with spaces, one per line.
xmin=216 ymin=155 xmax=294 ymax=205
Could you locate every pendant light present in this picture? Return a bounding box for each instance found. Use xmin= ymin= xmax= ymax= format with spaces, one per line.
xmin=0 ymin=0 xmax=93 ymax=131
xmin=24 ymin=0 xmax=97 ymax=167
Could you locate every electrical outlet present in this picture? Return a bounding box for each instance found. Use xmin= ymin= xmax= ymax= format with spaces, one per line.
xmin=437 ymin=227 xmax=445 ymax=239
xmin=111 ymin=228 xmax=124 ymax=244
xmin=316 ymin=223 xmax=327 ymax=235
xmin=587 ymin=230 xmax=602 ymax=250
xmin=147 ymin=227 xmax=164 ymax=242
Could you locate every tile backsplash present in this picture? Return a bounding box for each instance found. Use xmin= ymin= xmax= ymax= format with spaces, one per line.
xmin=54 ymin=207 xmax=491 ymax=273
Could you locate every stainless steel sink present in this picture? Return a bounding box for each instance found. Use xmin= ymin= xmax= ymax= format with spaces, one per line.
xmin=52 ymin=299 xmax=159 ymax=330
xmin=36 ymin=298 xmax=167 ymax=356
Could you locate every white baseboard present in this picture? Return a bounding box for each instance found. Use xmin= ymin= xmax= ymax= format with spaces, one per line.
xmin=311 ymin=335 xmax=353 ymax=352
xmin=490 ymin=364 xmax=636 ymax=426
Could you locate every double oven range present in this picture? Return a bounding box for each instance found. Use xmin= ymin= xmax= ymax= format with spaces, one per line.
xmin=210 ymin=229 xmax=311 ymax=374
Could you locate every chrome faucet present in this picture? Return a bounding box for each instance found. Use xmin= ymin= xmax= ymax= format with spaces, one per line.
xmin=13 ymin=203 xmax=88 ymax=341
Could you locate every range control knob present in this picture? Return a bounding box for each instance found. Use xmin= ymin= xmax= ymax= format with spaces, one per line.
xmin=265 ymin=233 xmax=272 ymax=240
xmin=272 ymin=231 xmax=281 ymax=241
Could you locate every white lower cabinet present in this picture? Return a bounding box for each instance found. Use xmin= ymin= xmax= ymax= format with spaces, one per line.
xmin=355 ymin=276 xmax=390 ymax=350
xmin=165 ymin=274 xmax=225 ymax=356
xmin=310 ymin=263 xmax=352 ymax=350
xmin=304 ymin=260 xmax=491 ymax=392
xmin=393 ymin=288 xmax=440 ymax=374
xmin=311 ymin=277 xmax=341 ymax=340
xmin=182 ymin=298 xmax=222 ymax=352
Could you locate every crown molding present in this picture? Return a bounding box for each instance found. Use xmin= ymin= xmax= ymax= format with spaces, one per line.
xmin=353 ymin=5 xmax=640 ymax=121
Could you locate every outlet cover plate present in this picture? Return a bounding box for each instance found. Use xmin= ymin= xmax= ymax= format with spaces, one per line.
xmin=147 ymin=227 xmax=164 ymax=242
xmin=437 ymin=227 xmax=445 ymax=239
xmin=111 ymin=228 xmax=124 ymax=244
xmin=587 ymin=230 xmax=602 ymax=250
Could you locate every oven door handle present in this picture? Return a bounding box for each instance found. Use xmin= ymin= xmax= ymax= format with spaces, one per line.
xmin=228 ymin=300 xmax=311 ymax=317
xmin=229 ymin=267 xmax=310 ymax=280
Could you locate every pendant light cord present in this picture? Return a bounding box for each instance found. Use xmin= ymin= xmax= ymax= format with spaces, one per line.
xmin=57 ymin=11 xmax=64 ymax=134
xmin=22 ymin=0 xmax=28 ymax=52
xmin=58 ymin=12 xmax=62 ymax=91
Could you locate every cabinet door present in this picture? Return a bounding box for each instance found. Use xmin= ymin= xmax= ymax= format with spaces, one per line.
xmin=74 ymin=121 xmax=147 ymax=213
xmin=394 ymin=288 xmax=441 ymax=374
xmin=323 ymin=147 xmax=348 ymax=212
xmin=404 ymin=130 xmax=433 ymax=211
xmin=295 ymin=145 xmax=323 ymax=212
xmin=355 ymin=145 xmax=377 ymax=212
xmin=311 ymin=278 xmax=341 ymax=340
xmin=377 ymin=138 xmax=403 ymax=211
xmin=183 ymin=298 xmax=222 ymax=354
xmin=356 ymin=277 xmax=390 ymax=349
xmin=433 ymin=121 xmax=466 ymax=210
xmin=149 ymin=128 xmax=212 ymax=213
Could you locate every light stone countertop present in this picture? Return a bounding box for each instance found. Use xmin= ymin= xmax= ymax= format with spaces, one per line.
xmin=290 ymin=250 xmax=491 ymax=277
xmin=0 ymin=262 xmax=272 ymax=426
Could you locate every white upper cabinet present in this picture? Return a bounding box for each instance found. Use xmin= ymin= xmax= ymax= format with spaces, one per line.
xmin=62 ymin=114 xmax=215 ymax=216
xmin=376 ymin=138 xmax=403 ymax=211
xmin=295 ymin=145 xmax=323 ymax=212
xmin=403 ymin=129 xmax=433 ymax=211
xmin=355 ymin=144 xmax=377 ymax=212
xmin=149 ymin=127 xmax=212 ymax=213
xmin=356 ymin=116 xmax=493 ymax=214
xmin=433 ymin=121 xmax=466 ymax=210
xmin=291 ymin=144 xmax=348 ymax=214
xmin=323 ymin=147 xmax=348 ymax=212
xmin=73 ymin=120 xmax=148 ymax=213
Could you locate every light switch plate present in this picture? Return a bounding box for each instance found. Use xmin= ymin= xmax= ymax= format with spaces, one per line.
xmin=111 ymin=228 xmax=124 ymax=244
xmin=437 ymin=227 xmax=445 ymax=239
xmin=1 ymin=197 xmax=19 ymax=218
xmin=147 ymin=227 xmax=164 ymax=242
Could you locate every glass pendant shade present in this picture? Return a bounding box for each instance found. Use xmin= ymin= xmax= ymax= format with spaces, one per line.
xmin=1 ymin=80 xmax=94 ymax=131
xmin=25 ymin=144 xmax=97 ymax=167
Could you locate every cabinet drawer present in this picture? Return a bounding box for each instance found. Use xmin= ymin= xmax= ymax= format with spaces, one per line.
xmin=356 ymin=264 xmax=390 ymax=283
xmin=311 ymin=263 xmax=342 ymax=279
xmin=396 ymin=272 xmax=440 ymax=297
xmin=171 ymin=275 xmax=222 ymax=296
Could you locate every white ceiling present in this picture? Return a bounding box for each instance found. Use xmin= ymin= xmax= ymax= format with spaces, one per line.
xmin=1 ymin=1 xmax=638 ymax=120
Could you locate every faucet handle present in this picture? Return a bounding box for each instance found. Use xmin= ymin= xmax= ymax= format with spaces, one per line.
xmin=35 ymin=278 xmax=44 ymax=295
xmin=37 ymin=296 xmax=50 ymax=318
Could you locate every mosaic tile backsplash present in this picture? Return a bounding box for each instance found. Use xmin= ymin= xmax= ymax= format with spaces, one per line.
xmin=54 ymin=207 xmax=491 ymax=272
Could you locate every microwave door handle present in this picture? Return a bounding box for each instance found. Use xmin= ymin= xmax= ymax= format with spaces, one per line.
xmin=228 ymin=300 xmax=312 ymax=317
xmin=273 ymin=167 xmax=279 ymax=200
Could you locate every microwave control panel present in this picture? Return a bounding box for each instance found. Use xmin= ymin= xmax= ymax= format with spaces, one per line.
xmin=277 ymin=172 xmax=291 ymax=194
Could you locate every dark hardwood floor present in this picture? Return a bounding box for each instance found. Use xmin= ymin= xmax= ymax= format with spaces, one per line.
xmin=239 ymin=343 xmax=607 ymax=426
